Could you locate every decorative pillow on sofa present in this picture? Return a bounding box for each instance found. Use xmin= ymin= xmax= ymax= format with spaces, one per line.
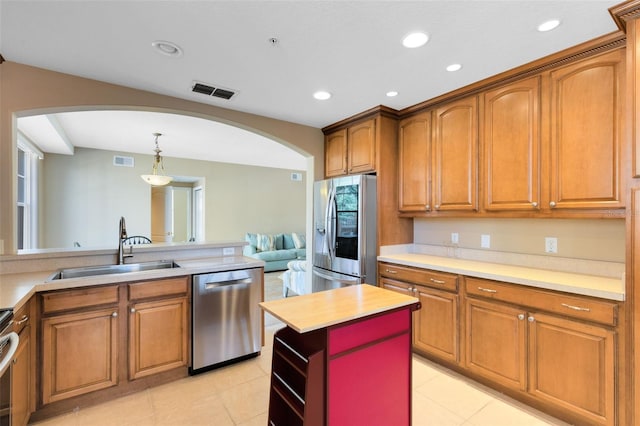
xmin=256 ymin=234 xmax=276 ymax=252
xmin=292 ymin=232 xmax=306 ymax=249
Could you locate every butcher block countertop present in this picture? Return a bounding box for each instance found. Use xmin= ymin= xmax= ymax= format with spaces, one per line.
xmin=259 ymin=284 xmax=419 ymax=333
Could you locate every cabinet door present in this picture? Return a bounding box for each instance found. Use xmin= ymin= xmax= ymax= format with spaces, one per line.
xmin=398 ymin=112 xmax=431 ymax=212
xmin=42 ymin=308 xmax=119 ymax=404
xmin=325 ymin=129 xmax=348 ymax=177
xmin=483 ymin=76 xmax=541 ymax=211
xmin=414 ymin=285 xmax=458 ymax=364
xmin=528 ymin=312 xmax=615 ymax=426
xmin=11 ymin=326 xmax=30 ymax=426
xmin=347 ymin=119 xmax=376 ymax=174
xmin=129 ymin=297 xmax=188 ymax=380
xmin=465 ymin=298 xmax=527 ymax=390
xmin=434 ymin=96 xmax=478 ymax=211
xmin=548 ymin=50 xmax=624 ymax=211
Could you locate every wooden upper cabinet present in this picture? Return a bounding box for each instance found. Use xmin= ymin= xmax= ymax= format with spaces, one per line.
xmin=483 ymin=76 xmax=541 ymax=211
xmin=398 ymin=112 xmax=431 ymax=212
xmin=325 ymin=129 xmax=348 ymax=177
xmin=548 ymin=49 xmax=625 ymax=211
xmin=347 ymin=119 xmax=376 ymax=174
xmin=433 ymin=96 xmax=478 ymax=212
xmin=324 ymin=119 xmax=376 ymax=178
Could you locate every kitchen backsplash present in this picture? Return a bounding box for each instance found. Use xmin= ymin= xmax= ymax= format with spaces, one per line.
xmin=412 ymin=217 xmax=625 ymax=263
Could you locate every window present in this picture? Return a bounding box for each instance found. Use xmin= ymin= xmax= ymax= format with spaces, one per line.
xmin=17 ymin=134 xmax=41 ymax=250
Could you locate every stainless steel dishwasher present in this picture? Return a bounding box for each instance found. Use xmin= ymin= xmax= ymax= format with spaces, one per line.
xmin=191 ymin=268 xmax=262 ymax=374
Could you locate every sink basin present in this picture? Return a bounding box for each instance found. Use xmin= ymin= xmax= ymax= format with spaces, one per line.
xmin=48 ymin=260 xmax=180 ymax=280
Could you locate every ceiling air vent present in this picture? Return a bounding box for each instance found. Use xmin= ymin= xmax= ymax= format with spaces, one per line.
xmin=192 ymin=81 xmax=236 ymax=100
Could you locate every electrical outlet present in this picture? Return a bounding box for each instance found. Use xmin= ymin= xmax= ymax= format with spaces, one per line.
xmin=451 ymin=233 xmax=459 ymax=244
xmin=481 ymin=234 xmax=490 ymax=248
xmin=222 ymin=247 xmax=235 ymax=256
xmin=545 ymin=237 xmax=558 ymax=254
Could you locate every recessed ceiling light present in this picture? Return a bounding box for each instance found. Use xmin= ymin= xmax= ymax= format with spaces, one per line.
xmin=446 ymin=64 xmax=462 ymax=72
xmin=402 ymin=32 xmax=429 ymax=48
xmin=313 ymin=91 xmax=331 ymax=100
xmin=537 ymin=19 xmax=560 ymax=32
xmin=386 ymin=91 xmax=399 ymax=97
xmin=151 ymin=40 xmax=183 ymax=57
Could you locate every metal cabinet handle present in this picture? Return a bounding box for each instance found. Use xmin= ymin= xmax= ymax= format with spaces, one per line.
xmin=528 ymin=316 xmax=535 ymax=322
xmin=430 ymin=278 xmax=446 ymax=285
xmin=478 ymin=287 xmax=497 ymax=294
xmin=434 ymin=204 xmax=440 ymax=210
xmin=130 ymin=308 xmax=136 ymax=313
xmin=385 ymin=269 xmax=397 ymax=274
xmin=561 ymin=303 xmax=591 ymax=312
xmin=112 ymin=312 xmax=118 ymax=318
xmin=549 ymin=201 xmax=557 ymax=208
xmin=518 ymin=314 xmax=525 ymax=320
xmin=531 ymin=202 xmax=538 ymax=208
xmin=15 ymin=315 xmax=29 ymax=326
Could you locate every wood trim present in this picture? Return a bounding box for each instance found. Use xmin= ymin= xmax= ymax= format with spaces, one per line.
xmin=321 ymin=105 xmax=399 ymax=134
xmin=610 ymin=0 xmax=640 ymax=31
xmin=400 ymin=32 xmax=626 ymax=118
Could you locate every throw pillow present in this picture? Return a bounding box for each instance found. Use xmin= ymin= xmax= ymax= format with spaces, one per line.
xmin=256 ymin=234 xmax=276 ymax=252
xmin=292 ymin=232 xmax=306 ymax=249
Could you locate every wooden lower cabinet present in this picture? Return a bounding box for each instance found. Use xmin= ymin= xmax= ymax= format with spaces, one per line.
xmin=529 ymin=312 xmax=615 ymax=425
xmin=464 ymin=298 xmax=527 ymax=390
xmin=380 ymin=261 xmax=618 ymax=425
xmin=379 ymin=264 xmax=459 ymax=364
xmin=12 ymin=297 xmax=34 ymax=426
xmin=464 ymin=294 xmax=616 ymax=426
xmin=129 ymin=297 xmax=188 ymax=380
xmin=413 ymin=285 xmax=458 ymax=363
xmin=39 ymin=277 xmax=190 ymax=408
xmin=12 ymin=325 xmax=31 ymax=426
xmin=41 ymin=307 xmax=119 ymax=404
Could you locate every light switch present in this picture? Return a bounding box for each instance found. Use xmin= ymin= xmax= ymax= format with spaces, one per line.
xmin=481 ymin=234 xmax=490 ymax=248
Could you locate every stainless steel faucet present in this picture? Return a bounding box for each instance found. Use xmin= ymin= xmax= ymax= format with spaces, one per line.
xmin=117 ymin=216 xmax=133 ymax=264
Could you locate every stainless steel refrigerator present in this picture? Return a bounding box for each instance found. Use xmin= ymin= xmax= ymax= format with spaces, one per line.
xmin=312 ymin=174 xmax=377 ymax=292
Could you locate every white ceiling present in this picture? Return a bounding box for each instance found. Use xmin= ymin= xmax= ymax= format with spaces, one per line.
xmin=1 ymin=0 xmax=621 ymax=169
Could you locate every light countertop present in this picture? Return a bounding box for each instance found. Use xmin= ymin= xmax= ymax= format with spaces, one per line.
xmin=378 ymin=253 xmax=624 ymax=301
xmin=0 ymin=255 xmax=264 ymax=311
xmin=259 ymin=284 xmax=419 ymax=333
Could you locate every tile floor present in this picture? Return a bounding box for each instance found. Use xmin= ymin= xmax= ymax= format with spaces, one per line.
xmin=30 ymin=273 xmax=571 ymax=426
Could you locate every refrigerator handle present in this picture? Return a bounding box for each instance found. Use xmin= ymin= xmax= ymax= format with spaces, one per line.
xmin=326 ymin=185 xmax=336 ymax=262
xmin=313 ymin=268 xmax=360 ymax=285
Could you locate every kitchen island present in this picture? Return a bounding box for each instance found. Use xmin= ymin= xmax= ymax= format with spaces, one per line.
xmin=260 ymin=284 xmax=419 ymax=426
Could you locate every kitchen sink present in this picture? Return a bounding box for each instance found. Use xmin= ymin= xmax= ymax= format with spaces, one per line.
xmin=48 ymin=260 xmax=180 ymax=280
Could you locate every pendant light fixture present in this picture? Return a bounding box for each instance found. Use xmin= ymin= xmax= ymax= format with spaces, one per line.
xmin=140 ymin=132 xmax=172 ymax=186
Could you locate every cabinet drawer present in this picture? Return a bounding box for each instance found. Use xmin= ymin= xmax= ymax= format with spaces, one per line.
xmin=465 ymin=277 xmax=618 ymax=326
xmin=128 ymin=277 xmax=188 ymax=301
xmin=379 ymin=262 xmax=458 ymax=291
xmin=42 ymin=285 xmax=119 ymax=314
xmin=13 ymin=298 xmax=31 ymax=335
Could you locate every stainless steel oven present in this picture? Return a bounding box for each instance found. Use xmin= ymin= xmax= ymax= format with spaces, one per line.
xmin=0 ymin=309 xmax=18 ymax=426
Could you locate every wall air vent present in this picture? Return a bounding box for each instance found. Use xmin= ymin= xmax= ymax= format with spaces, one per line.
xmin=113 ymin=155 xmax=134 ymax=167
xmin=192 ymin=81 xmax=236 ymax=100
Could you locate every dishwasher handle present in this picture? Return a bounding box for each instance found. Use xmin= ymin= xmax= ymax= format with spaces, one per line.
xmin=202 ymin=278 xmax=253 ymax=291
